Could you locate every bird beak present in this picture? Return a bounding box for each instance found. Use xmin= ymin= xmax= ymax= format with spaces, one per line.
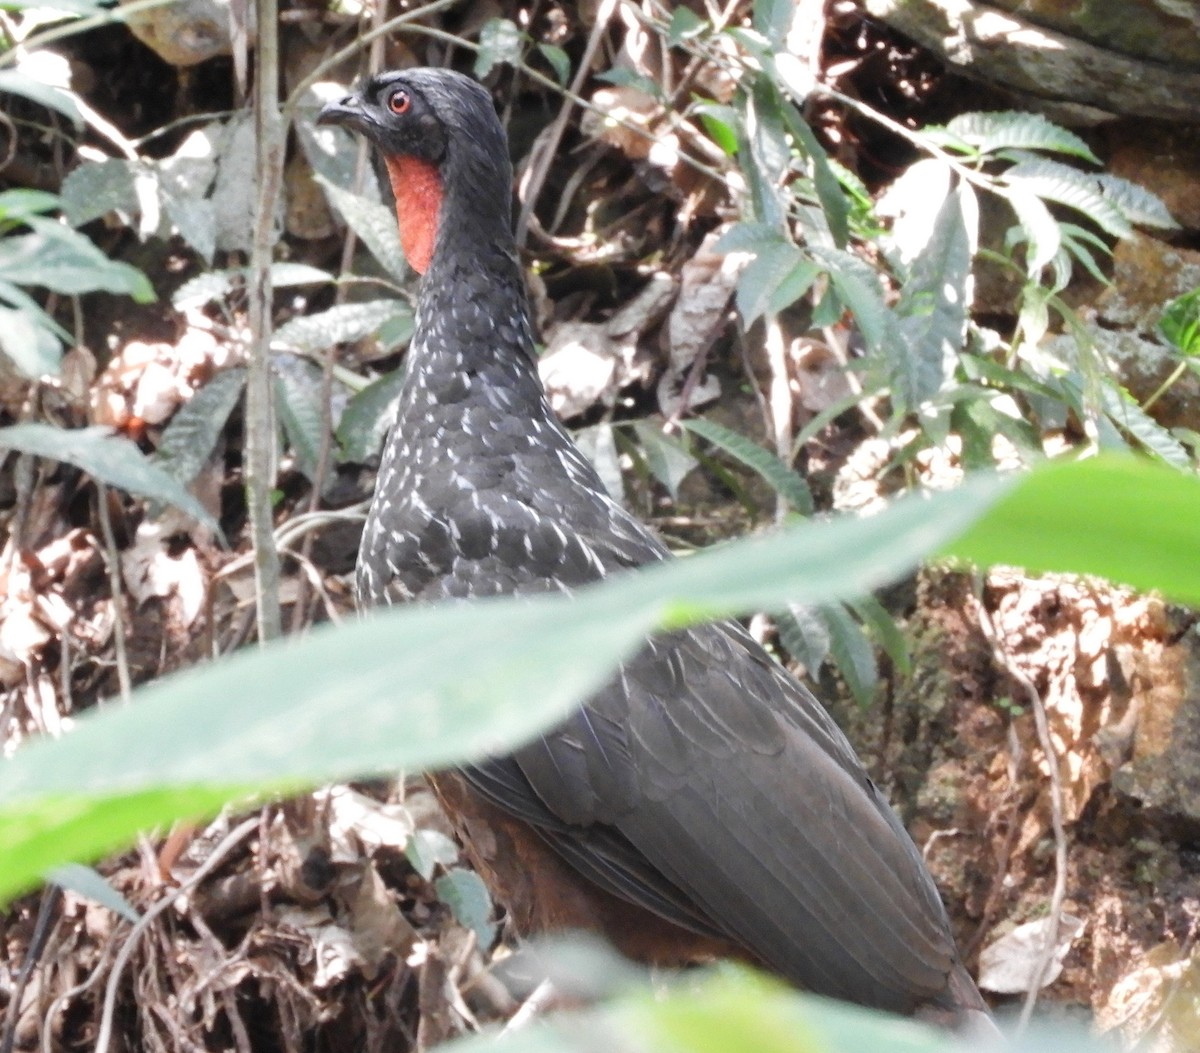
xmin=317 ymin=92 xmax=371 ymax=132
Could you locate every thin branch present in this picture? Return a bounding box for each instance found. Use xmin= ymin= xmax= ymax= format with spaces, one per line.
xmin=95 ymin=484 xmax=132 ymax=704
xmin=972 ymin=576 xmax=1069 ymax=1031
xmin=245 ymin=0 xmax=285 ymax=644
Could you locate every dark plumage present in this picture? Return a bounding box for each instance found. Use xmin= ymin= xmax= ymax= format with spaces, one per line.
xmin=318 ymin=68 xmax=993 ymax=1029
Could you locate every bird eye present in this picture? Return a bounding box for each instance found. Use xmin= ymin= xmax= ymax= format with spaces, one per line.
xmin=388 ymin=89 xmax=411 ymax=115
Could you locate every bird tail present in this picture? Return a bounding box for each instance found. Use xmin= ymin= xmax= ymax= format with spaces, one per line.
xmin=916 ymin=964 xmax=1003 ymax=1040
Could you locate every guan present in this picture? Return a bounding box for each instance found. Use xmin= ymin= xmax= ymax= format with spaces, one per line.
xmin=318 ymin=68 xmax=994 ymax=1030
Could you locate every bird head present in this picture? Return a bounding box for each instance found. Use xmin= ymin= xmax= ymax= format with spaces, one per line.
xmin=317 ymin=68 xmax=512 ymax=275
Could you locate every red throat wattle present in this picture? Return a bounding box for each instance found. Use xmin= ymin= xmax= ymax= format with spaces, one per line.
xmin=383 ymin=155 xmax=443 ymax=275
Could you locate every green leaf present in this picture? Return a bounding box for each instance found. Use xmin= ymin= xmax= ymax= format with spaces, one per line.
xmin=596 ymin=68 xmax=663 ymax=100
xmin=1001 ymin=184 xmax=1061 ymax=276
xmin=0 ymin=188 xmax=60 ymax=224
xmin=943 ymin=455 xmax=1200 ymax=595
xmin=0 ymin=305 xmax=61 ymax=378
xmin=0 ymin=423 xmax=217 ymax=530
xmin=1095 ymin=173 xmax=1178 ymax=231
xmin=49 ymin=863 xmax=140 ymax=922
xmin=773 ymin=85 xmax=850 ymax=248
xmin=668 ymin=7 xmax=706 ymax=45
xmin=942 ymin=111 xmax=1098 ymax=163
xmin=630 ymin=421 xmax=698 ymax=500
xmin=849 ymin=594 xmax=910 ymax=676
xmin=694 ymin=102 xmax=739 ymax=157
xmin=1099 ymin=385 xmax=1191 ymax=469
xmin=0 ymin=69 xmax=81 ymax=125
xmin=735 ymin=242 xmax=814 ymax=325
xmin=275 ymin=300 xmax=408 ymax=355
xmin=1003 ymin=159 xmax=1132 ymax=239
xmin=9 ymin=455 xmax=1200 ymax=905
xmin=778 ymin=604 xmax=831 ymax=672
xmin=892 ymin=185 xmax=975 ymax=410
xmin=538 ymin=43 xmax=571 ymax=85
xmin=474 ymin=17 xmax=526 ymax=78
xmin=336 ymin=367 xmax=406 ymax=464
xmin=714 ymin=222 xmax=785 ymax=255
xmin=0 ymin=472 xmax=1011 ymax=904
xmin=810 ymin=246 xmax=890 ymax=353
xmin=682 ymin=417 xmax=812 ymax=514
xmin=435 ymin=867 xmax=496 ymax=946
xmin=155 ymin=368 xmax=247 ymax=483
xmin=819 ymin=603 xmax=877 ymax=708
xmin=752 ymin=0 xmax=793 ymax=47
xmin=406 ymin=828 xmax=458 ymax=881
xmin=61 ymin=159 xmax=139 ymax=228
xmin=314 ymin=174 xmax=408 ymax=282
xmin=0 ymin=217 xmax=153 ymax=302
xmin=1159 ymin=288 xmax=1200 ymax=357
xmin=274 ymin=357 xmax=327 ymax=479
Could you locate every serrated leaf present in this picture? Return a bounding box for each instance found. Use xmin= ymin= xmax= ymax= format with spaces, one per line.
xmin=683 ymin=417 xmax=812 ymax=514
xmin=0 ymin=305 xmax=61 ymax=378
xmin=944 ymin=111 xmax=1098 ymax=163
xmin=0 ymin=217 xmax=153 ymax=302
xmin=740 ymin=81 xmax=790 ymax=228
xmin=538 ymin=43 xmax=570 ymax=85
xmin=714 ymin=222 xmax=785 ymax=255
xmin=0 ymin=69 xmax=80 ymax=124
xmin=0 ymin=423 xmax=217 ymax=529
xmin=893 ymin=185 xmax=975 ymax=409
xmin=274 ymin=357 xmax=326 ymax=479
xmin=155 ymin=368 xmax=246 ymax=483
xmin=809 ymin=245 xmax=890 ymax=353
xmin=474 ymin=17 xmax=525 ymax=78
xmin=60 ymin=159 xmax=138 ymax=228
xmin=435 ymin=867 xmax=495 ymax=946
xmin=1095 ymin=173 xmax=1178 ymax=231
xmin=735 ymin=241 xmax=807 ymax=325
xmin=778 ymin=603 xmax=831 ymax=672
xmin=172 ymin=263 xmax=331 ymax=310
xmin=49 ymin=863 xmax=140 ymax=922
xmin=335 ymin=367 xmax=405 ymax=464
xmin=1100 ymin=385 xmax=1191 ymax=468
xmin=1004 ymin=159 xmax=1132 ymax=239
xmin=315 ymin=174 xmax=408 ymax=282
xmin=276 ymin=300 xmax=405 ymax=354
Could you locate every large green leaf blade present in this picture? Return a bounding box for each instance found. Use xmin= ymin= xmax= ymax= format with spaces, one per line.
xmin=944 ymin=455 xmax=1200 ymax=596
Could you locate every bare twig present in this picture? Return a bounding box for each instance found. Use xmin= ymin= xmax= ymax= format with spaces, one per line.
xmin=515 ymin=0 xmax=619 ymax=247
xmin=95 ymin=484 xmax=132 ymax=704
xmin=0 ymin=886 xmax=63 ymax=1053
xmin=94 ymin=817 xmax=259 ymax=1053
xmin=972 ymin=576 xmax=1069 ymax=1031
